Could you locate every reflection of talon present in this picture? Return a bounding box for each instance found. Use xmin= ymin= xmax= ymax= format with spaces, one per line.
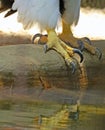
xmin=69 ymin=100 xmax=80 ymax=120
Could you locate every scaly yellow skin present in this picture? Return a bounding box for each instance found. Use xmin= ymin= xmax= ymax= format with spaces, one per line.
xmin=59 ymin=20 xmax=96 ymax=54
xmin=46 ymin=29 xmax=74 ymax=64
xmin=32 ymin=28 xmax=84 ymax=73
xmin=38 ymin=20 xmax=97 ymax=55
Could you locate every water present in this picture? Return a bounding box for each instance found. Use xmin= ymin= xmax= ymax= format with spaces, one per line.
xmin=0 ymin=99 xmax=105 ymax=130
xmin=0 ymin=65 xmax=105 ymax=130
xmin=0 ymin=44 xmax=105 ymax=130
xmin=0 ymin=69 xmax=105 ymax=130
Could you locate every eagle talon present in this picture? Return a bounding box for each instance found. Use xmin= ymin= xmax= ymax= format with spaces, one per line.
xmin=44 ymin=44 xmax=51 ymax=53
xmin=77 ymin=40 xmax=84 ymax=51
xmin=73 ymin=48 xmax=84 ymax=63
xmin=32 ymin=33 xmax=42 ymax=44
xmin=65 ymin=60 xmax=76 ymax=74
xmin=44 ymin=44 xmax=48 ymax=53
xmin=70 ymin=61 xmax=76 ymax=74
xmin=84 ymin=37 xmax=92 ymax=45
xmin=95 ymin=48 xmax=102 ymax=60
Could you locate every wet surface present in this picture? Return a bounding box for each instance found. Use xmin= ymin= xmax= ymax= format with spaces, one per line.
xmin=0 ymin=100 xmax=105 ymax=130
xmin=0 ymin=40 xmax=105 ymax=129
xmin=0 ymin=63 xmax=105 ymax=130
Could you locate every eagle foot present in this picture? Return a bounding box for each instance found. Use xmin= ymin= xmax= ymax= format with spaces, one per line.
xmin=44 ymin=41 xmax=83 ymax=62
xmin=44 ymin=44 xmax=78 ymax=74
xmin=79 ymin=37 xmax=102 ymax=60
xmin=45 ymin=30 xmax=83 ymax=73
xmin=59 ymin=34 xmax=102 ymax=60
xmin=32 ymin=32 xmax=83 ymax=73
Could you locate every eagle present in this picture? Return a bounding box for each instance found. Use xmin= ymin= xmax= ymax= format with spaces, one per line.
xmin=0 ymin=0 xmax=102 ymax=73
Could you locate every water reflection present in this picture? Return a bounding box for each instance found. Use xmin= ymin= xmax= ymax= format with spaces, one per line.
xmin=0 ymin=61 xmax=105 ymax=129
xmin=78 ymin=63 xmax=88 ymax=104
xmin=0 ymin=99 xmax=105 ymax=130
xmin=34 ymin=100 xmax=80 ymax=130
xmin=79 ymin=63 xmax=88 ymax=89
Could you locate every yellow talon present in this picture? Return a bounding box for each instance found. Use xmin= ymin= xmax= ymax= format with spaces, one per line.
xmin=43 ymin=29 xmax=83 ymax=73
xmin=58 ymin=20 xmax=101 ymax=57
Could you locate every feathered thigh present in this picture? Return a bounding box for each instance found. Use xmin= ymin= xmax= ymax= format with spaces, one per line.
xmin=12 ymin=0 xmax=61 ymax=30
xmin=62 ymin=0 xmax=81 ymax=26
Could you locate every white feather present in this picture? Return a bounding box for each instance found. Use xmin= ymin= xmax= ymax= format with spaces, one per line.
xmin=63 ymin=0 xmax=81 ymax=26
xmin=12 ymin=0 xmax=81 ymax=30
xmin=12 ymin=0 xmax=61 ymax=30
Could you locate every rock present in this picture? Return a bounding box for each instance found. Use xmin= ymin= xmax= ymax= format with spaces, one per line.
xmin=0 ymin=33 xmax=104 ymax=104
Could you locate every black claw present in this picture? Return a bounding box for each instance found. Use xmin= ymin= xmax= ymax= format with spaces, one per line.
xmin=73 ymin=49 xmax=84 ymax=63
xmin=77 ymin=40 xmax=84 ymax=51
xmin=96 ymin=48 xmax=102 ymax=60
xmin=32 ymin=33 xmax=42 ymax=44
xmin=44 ymin=44 xmax=51 ymax=53
xmin=65 ymin=59 xmax=76 ymax=74
xmin=70 ymin=62 xmax=76 ymax=74
xmin=4 ymin=9 xmax=17 ymax=17
xmin=44 ymin=44 xmax=48 ymax=53
xmin=84 ymin=37 xmax=92 ymax=45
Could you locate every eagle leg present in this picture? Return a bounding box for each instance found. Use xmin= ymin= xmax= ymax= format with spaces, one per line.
xmin=58 ymin=21 xmax=102 ymax=60
xmin=43 ymin=29 xmax=83 ymax=73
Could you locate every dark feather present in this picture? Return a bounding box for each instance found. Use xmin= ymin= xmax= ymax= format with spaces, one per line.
xmin=4 ymin=9 xmax=17 ymax=17
xmin=0 ymin=0 xmax=14 ymax=13
xmin=59 ymin=0 xmax=65 ymax=16
xmin=0 ymin=0 xmax=17 ymax=17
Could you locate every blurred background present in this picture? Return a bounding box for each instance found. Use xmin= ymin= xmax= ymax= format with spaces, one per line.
xmin=81 ymin=0 xmax=105 ymax=8
xmin=0 ymin=0 xmax=105 ymax=10
xmin=0 ymin=0 xmax=105 ymax=9
xmin=0 ymin=0 xmax=105 ymax=40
